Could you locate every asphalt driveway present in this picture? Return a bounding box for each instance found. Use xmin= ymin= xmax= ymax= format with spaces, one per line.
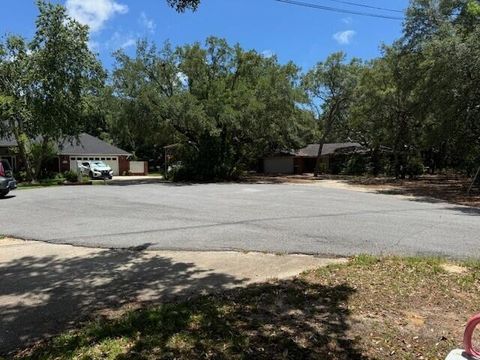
xmin=1 ymin=182 xmax=479 ymax=258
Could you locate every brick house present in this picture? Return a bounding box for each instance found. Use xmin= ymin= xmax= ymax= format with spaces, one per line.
xmin=263 ymin=142 xmax=365 ymax=174
xmin=0 ymin=133 xmax=132 ymax=176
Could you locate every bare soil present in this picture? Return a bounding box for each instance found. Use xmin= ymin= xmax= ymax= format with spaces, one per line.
xmin=243 ymin=174 xmax=480 ymax=208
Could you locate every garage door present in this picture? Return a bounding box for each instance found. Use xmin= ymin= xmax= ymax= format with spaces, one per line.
xmin=69 ymin=156 xmax=120 ymax=176
xmin=264 ymin=157 xmax=294 ymax=174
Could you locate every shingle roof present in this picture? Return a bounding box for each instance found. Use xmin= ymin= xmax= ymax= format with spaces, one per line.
xmin=57 ymin=133 xmax=131 ymax=156
xmin=0 ymin=133 xmax=131 ymax=156
xmin=296 ymin=143 xmax=363 ymax=157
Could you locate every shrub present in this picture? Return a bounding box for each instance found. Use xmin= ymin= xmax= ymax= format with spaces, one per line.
xmin=407 ymin=157 xmax=424 ymax=178
xmin=64 ymin=170 xmax=79 ymax=183
xmin=343 ymin=154 xmax=367 ymax=175
xmin=14 ymin=171 xmax=27 ymax=183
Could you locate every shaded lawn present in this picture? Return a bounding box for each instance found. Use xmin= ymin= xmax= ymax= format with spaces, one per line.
xmin=14 ymin=257 xmax=480 ymax=360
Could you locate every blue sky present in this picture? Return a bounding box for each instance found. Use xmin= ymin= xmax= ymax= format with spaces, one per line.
xmin=0 ymin=0 xmax=410 ymax=71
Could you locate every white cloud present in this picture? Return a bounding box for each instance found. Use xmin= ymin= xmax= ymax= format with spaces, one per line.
xmin=106 ymin=31 xmax=136 ymax=49
xmin=333 ymin=30 xmax=356 ymax=45
xmin=261 ymin=49 xmax=275 ymax=58
xmin=140 ymin=12 xmax=156 ymax=33
xmin=120 ymin=38 xmax=136 ymax=49
xmin=66 ymin=0 xmax=128 ymax=32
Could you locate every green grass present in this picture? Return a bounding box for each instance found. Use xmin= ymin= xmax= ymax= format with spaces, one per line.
xmin=17 ymin=176 xmax=95 ymax=189
xmin=17 ymin=179 xmax=64 ymax=189
xmin=14 ymin=257 xmax=480 ymax=360
xmin=147 ymin=172 xmax=164 ymax=177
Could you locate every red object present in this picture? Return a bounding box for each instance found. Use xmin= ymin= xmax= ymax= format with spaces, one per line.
xmin=0 ymin=162 xmax=4 ymax=177
xmin=464 ymin=313 xmax=480 ymax=358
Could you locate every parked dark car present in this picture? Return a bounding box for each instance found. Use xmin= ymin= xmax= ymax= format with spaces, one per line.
xmin=0 ymin=159 xmax=16 ymax=197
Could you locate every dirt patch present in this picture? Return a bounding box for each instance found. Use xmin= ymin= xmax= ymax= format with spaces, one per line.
xmin=346 ymin=175 xmax=480 ymax=208
xmin=441 ymin=264 xmax=468 ymax=274
xmin=243 ymin=174 xmax=480 ymax=208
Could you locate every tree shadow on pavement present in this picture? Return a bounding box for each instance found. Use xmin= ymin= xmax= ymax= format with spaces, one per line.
xmin=0 ymin=247 xmax=367 ymax=359
xmin=0 ymin=247 xmax=245 ymax=356
xmin=20 ymin=279 xmax=367 ymax=360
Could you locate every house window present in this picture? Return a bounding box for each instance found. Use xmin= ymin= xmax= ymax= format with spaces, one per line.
xmin=95 ymin=157 xmax=99 ymax=160
xmin=112 ymin=157 xmax=117 ymax=161
xmin=89 ymin=157 xmax=94 ymax=160
xmin=106 ymin=157 xmax=111 ymax=160
xmin=101 ymin=158 xmax=105 ymax=160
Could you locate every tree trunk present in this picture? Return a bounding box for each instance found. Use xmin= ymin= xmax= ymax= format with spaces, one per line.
xmin=313 ymin=140 xmax=326 ymax=177
xmin=11 ymin=128 xmax=35 ymax=182
xmin=371 ymin=146 xmax=381 ymax=176
xmin=313 ymin=99 xmax=341 ymax=177
xmin=33 ymin=137 xmax=50 ymax=181
xmin=313 ymin=116 xmax=334 ymax=177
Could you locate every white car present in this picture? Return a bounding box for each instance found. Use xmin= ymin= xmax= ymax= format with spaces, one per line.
xmin=78 ymin=160 xmax=113 ymax=179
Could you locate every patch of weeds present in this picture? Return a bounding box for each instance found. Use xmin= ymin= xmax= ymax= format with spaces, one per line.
xmin=351 ymin=254 xmax=380 ymax=266
xmin=19 ymin=280 xmax=362 ymax=360
xmin=403 ymin=256 xmax=445 ymax=275
xmin=457 ymin=273 xmax=478 ymax=289
xmin=455 ymin=261 xmax=480 ymax=289
xmin=463 ymin=259 xmax=480 ymax=272
xmin=16 ymin=257 xmax=480 ymax=360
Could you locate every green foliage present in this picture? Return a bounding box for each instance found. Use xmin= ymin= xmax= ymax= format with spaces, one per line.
xmin=406 ymin=157 xmax=425 ymax=178
xmin=302 ymin=53 xmax=362 ymax=175
xmin=0 ymin=1 xmax=104 ymax=182
xmin=351 ymin=254 xmax=380 ymax=266
xmin=64 ymin=170 xmax=79 ymax=183
xmin=342 ymin=154 xmax=367 ymax=176
xmin=111 ymin=37 xmax=316 ymax=180
xmin=2 ymin=0 xmax=479 ymax=181
xmin=166 ymin=0 xmax=200 ymax=12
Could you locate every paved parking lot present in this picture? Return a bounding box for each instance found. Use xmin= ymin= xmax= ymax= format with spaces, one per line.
xmin=1 ymin=182 xmax=479 ymax=258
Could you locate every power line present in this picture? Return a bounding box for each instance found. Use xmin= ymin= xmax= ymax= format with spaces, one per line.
xmin=314 ymin=0 xmax=404 ymax=14
xmin=274 ymin=0 xmax=404 ymax=20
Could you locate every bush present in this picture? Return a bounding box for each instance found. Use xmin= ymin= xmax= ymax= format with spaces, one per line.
xmin=343 ymin=154 xmax=367 ymax=175
xmin=169 ymin=164 xmax=190 ymax=181
xmin=14 ymin=171 xmax=27 ymax=183
xmin=64 ymin=170 xmax=79 ymax=183
xmin=406 ymin=158 xmax=424 ymax=178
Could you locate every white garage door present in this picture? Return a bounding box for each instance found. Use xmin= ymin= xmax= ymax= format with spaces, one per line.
xmin=69 ymin=156 xmax=120 ymax=176
xmin=264 ymin=157 xmax=294 ymax=174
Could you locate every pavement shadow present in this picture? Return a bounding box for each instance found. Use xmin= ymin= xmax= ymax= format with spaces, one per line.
xmin=0 ymin=195 xmax=16 ymax=200
xmin=0 ymin=247 xmax=245 ymax=356
xmin=442 ymin=206 xmax=480 ymax=216
xmin=374 ymin=189 xmax=480 ymax=216
xmin=105 ymin=178 xmax=195 ymax=187
xmin=21 ymin=279 xmax=367 ymax=359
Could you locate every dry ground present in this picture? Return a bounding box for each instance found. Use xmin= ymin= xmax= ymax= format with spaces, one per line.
xmin=12 ymin=256 xmax=480 ymax=360
xmin=0 ymin=238 xmax=341 ymax=356
xmin=243 ymin=174 xmax=480 ymax=207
